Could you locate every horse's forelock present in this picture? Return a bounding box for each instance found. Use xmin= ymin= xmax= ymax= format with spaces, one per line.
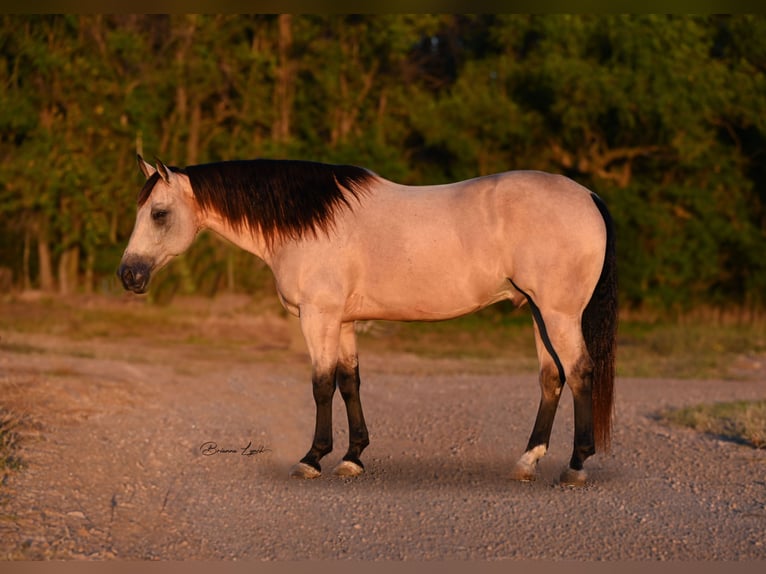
xmin=136 ymin=166 xmax=187 ymax=207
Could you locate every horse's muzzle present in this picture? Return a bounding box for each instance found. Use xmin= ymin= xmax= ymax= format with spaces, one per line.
xmin=117 ymin=257 xmax=152 ymax=294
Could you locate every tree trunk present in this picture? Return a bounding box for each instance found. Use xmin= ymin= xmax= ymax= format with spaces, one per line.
xmin=161 ymin=16 xmax=197 ymax=162
xmin=331 ymin=61 xmax=378 ymax=147
xmin=23 ymin=228 xmax=31 ymax=291
xmin=376 ymin=89 xmax=388 ymax=144
xmin=57 ymin=245 xmax=79 ymax=296
xmin=84 ymin=250 xmax=95 ymax=295
xmin=227 ymin=251 xmax=235 ymax=293
xmin=36 ymin=222 xmax=55 ymax=292
xmin=187 ymin=100 xmax=201 ymax=165
xmin=272 ymin=14 xmax=294 ymax=145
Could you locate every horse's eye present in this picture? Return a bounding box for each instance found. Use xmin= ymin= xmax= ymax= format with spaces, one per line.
xmin=151 ymin=209 xmax=169 ymax=223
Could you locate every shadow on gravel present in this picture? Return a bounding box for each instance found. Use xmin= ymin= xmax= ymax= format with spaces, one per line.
xmin=267 ymin=454 xmax=615 ymax=492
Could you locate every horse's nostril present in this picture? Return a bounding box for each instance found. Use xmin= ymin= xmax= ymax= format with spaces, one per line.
xmin=119 ymin=266 xmax=134 ymax=285
xmin=118 ymin=264 xmax=138 ymax=289
xmin=118 ymin=260 xmax=151 ymax=293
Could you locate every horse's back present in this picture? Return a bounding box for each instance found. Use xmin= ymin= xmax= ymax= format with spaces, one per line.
xmin=326 ymin=170 xmax=607 ymax=321
xmin=364 ymin=170 xmax=604 ymax=270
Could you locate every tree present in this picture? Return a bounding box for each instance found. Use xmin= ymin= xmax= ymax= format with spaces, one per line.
xmin=0 ymin=15 xmax=764 ymax=315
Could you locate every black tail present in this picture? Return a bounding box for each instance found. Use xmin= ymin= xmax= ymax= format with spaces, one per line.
xmin=582 ymin=193 xmax=618 ymax=452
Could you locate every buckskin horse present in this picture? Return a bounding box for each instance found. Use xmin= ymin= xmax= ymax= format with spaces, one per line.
xmin=118 ymin=155 xmax=617 ymax=486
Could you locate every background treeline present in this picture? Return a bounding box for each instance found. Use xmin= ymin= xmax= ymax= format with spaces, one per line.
xmin=1 ymin=14 xmax=765 ymax=317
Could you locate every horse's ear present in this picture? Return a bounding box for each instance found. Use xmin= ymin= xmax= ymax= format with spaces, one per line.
xmin=137 ymin=154 xmax=156 ymax=179
xmin=155 ymin=158 xmax=172 ymax=185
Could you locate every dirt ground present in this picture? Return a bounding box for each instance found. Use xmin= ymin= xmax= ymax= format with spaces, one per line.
xmin=0 ymin=295 xmax=764 ymax=561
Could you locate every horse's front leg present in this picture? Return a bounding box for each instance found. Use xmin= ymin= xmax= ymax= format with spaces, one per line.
xmin=332 ymin=321 xmax=369 ymax=477
xmin=289 ymin=308 xmax=341 ymax=479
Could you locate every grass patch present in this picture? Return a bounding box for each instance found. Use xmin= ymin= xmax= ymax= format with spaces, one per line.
xmin=659 ymin=400 xmax=766 ymax=449
xmin=0 ymin=294 xmax=205 ymax=342
xmin=0 ymin=409 xmax=24 ymax=482
xmin=361 ymin=308 xmax=766 ymax=379
xmin=1 ymin=294 xmax=766 ymax=380
xmin=0 ymin=341 xmax=45 ymax=355
xmin=615 ymin=319 xmax=766 ymax=379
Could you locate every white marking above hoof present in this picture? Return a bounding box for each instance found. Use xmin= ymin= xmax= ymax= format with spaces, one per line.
xmin=289 ymin=462 xmax=321 ymax=479
xmin=559 ymin=467 xmax=587 ymax=487
xmin=333 ymin=460 xmax=364 ymax=477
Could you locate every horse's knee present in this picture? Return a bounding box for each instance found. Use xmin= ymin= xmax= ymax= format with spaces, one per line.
xmin=312 ymin=371 xmax=336 ymax=403
xmin=336 ymin=362 xmax=359 ymax=400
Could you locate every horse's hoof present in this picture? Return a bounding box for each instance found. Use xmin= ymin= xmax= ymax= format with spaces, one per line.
xmin=510 ymin=461 xmax=537 ymax=482
xmin=559 ymin=467 xmax=587 ymax=487
xmin=510 ymin=445 xmax=545 ymax=482
xmin=333 ymin=460 xmax=364 ymax=477
xmin=289 ymin=462 xmax=321 ymax=479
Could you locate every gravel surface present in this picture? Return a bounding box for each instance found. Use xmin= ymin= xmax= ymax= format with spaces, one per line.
xmin=0 ymin=323 xmax=764 ymax=561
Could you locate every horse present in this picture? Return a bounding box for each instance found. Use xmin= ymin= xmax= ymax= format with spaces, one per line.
xmin=118 ymin=155 xmax=617 ymax=486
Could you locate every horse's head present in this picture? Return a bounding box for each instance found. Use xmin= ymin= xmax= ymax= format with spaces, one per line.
xmin=117 ymin=156 xmax=200 ymax=294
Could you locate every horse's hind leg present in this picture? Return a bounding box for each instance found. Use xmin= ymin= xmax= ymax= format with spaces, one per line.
xmin=332 ymin=321 xmax=370 ymax=477
xmin=511 ymin=305 xmax=595 ymax=485
xmin=560 ymin=353 xmax=596 ymax=486
xmin=510 ymin=317 xmax=564 ymax=482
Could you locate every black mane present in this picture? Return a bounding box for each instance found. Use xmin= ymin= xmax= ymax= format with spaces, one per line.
xmin=138 ymin=159 xmax=376 ymax=247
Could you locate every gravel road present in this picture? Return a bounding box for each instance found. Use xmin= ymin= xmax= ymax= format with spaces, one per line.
xmin=0 ymin=318 xmax=764 ymax=560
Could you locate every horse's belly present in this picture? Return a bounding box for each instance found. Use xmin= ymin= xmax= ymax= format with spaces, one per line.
xmin=344 ymin=275 xmax=516 ymax=322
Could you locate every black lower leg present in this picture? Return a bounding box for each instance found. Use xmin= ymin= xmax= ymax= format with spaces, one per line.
xmin=526 ymin=397 xmax=561 ymax=452
xmin=525 ymin=366 xmax=564 ymax=452
xmin=337 ymin=362 xmax=369 ymax=467
xmin=569 ymin=395 xmax=596 ymax=471
xmin=300 ymin=370 xmax=336 ymax=471
xmin=568 ymin=364 xmax=596 ymax=471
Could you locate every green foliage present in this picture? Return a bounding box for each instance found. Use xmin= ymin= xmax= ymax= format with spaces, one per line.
xmin=0 ymin=15 xmax=764 ymax=315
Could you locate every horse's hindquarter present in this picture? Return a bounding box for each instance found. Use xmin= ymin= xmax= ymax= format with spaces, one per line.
xmin=272 ymin=171 xmax=606 ymax=322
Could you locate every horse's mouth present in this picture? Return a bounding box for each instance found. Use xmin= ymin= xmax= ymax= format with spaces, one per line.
xmin=125 ymin=283 xmax=148 ymax=295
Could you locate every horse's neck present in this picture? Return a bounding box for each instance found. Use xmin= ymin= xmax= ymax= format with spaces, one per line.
xmin=202 ymin=212 xmax=274 ymax=265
